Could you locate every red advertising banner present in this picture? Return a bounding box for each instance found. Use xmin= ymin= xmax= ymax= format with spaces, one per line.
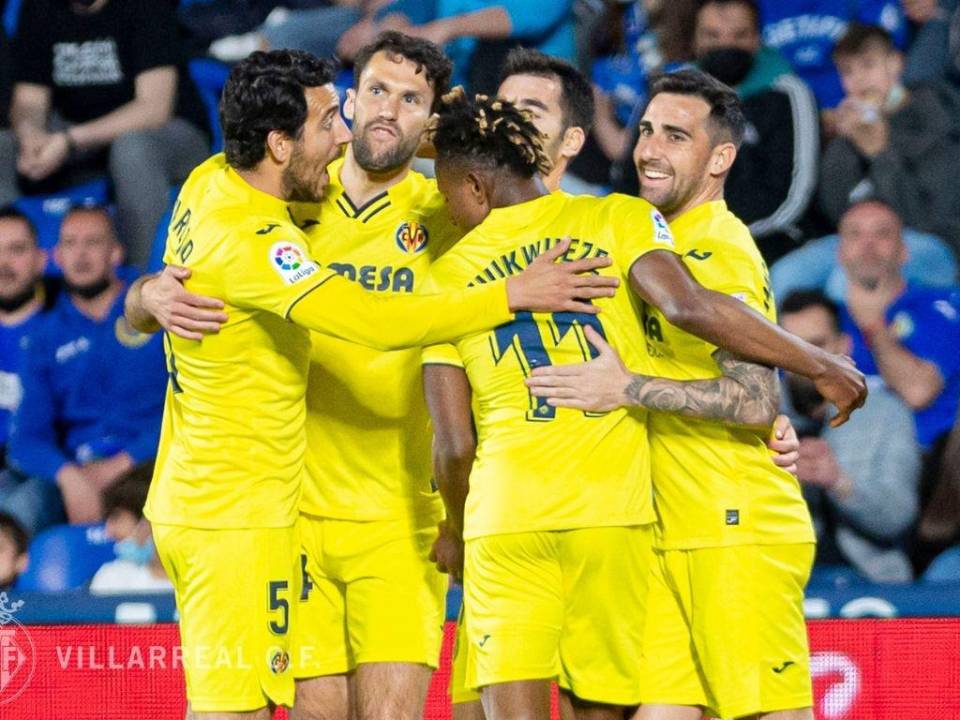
xmin=1 ymin=620 xmax=958 ymax=719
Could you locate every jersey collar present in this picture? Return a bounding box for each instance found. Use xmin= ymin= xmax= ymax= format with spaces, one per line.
xmin=669 ymin=200 xmax=728 ymax=236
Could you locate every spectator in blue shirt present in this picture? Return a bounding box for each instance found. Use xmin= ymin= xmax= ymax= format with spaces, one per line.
xmin=8 ymin=205 xmax=165 ymax=526
xmin=758 ymin=0 xmax=907 ymax=110
xmin=837 ymin=199 xmax=960 ymax=452
xmin=0 ymin=205 xmax=58 ymax=535
xmin=835 ymin=199 xmax=960 ymax=575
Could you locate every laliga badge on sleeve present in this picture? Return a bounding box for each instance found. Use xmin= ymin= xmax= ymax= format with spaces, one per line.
xmin=270 ymin=242 xmax=319 ymax=285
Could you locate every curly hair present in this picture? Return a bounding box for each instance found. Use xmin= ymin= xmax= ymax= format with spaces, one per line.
xmin=219 ymin=50 xmax=336 ymax=170
xmin=353 ymin=31 xmax=453 ymax=113
xmin=431 ymin=88 xmax=552 ymax=179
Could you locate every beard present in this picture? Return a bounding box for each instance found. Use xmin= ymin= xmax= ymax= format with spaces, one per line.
xmin=352 ymin=122 xmax=421 ymax=173
xmin=0 ymin=277 xmax=38 ymax=312
xmin=65 ymin=274 xmax=111 ymax=300
xmin=282 ymin=143 xmax=327 ymax=203
xmin=786 ymin=375 xmax=826 ymax=420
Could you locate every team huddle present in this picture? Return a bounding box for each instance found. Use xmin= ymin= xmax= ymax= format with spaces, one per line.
xmin=125 ymin=31 xmax=867 ymax=720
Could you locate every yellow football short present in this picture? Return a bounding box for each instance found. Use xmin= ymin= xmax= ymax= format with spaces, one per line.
xmin=292 ymin=512 xmax=447 ymax=678
xmin=153 ymin=523 xmax=300 ymax=712
xmin=639 ymin=542 xmax=815 ymax=719
xmin=464 ymin=525 xmax=653 ymax=705
xmin=450 ymin=602 xmax=482 ymax=704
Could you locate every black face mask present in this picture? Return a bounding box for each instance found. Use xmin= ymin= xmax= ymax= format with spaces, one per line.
xmin=71 ymin=0 xmax=99 ymax=7
xmin=697 ymin=47 xmax=755 ymax=88
xmin=0 ymin=284 xmax=38 ymax=313
xmin=65 ymin=276 xmax=111 ymax=300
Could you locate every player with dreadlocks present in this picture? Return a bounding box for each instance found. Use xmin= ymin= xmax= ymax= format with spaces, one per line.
xmin=422 ymin=91 xmax=866 ymax=720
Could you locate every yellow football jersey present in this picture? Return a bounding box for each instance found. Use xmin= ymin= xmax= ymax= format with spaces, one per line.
xmin=642 ymin=201 xmax=815 ymax=549
xmin=145 ymin=154 xmax=511 ymax=530
xmin=423 ymin=192 xmax=675 ymax=540
xmin=299 ymin=158 xmax=461 ymax=523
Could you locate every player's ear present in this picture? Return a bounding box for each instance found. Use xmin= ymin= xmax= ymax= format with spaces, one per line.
xmin=266 ymin=129 xmax=292 ymax=164
xmin=560 ymin=125 xmax=586 ymax=159
xmin=710 ymin=142 xmax=737 ymax=177
xmin=467 ymin=170 xmax=491 ymax=210
xmin=344 ymin=89 xmax=357 ymax=121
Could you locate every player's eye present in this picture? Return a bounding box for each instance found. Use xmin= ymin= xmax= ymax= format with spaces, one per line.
xmin=403 ymin=94 xmax=420 ymax=104
xmin=370 ymin=85 xmax=383 ymax=95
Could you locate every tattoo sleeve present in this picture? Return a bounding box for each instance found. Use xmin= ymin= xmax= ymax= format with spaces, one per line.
xmin=624 ymin=350 xmax=780 ymax=427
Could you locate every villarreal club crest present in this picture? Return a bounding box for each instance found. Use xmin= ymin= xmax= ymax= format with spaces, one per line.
xmin=396 ymin=221 xmax=429 ymax=254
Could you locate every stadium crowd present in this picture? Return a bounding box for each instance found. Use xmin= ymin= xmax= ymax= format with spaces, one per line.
xmin=0 ymin=0 xmax=959 ymax=598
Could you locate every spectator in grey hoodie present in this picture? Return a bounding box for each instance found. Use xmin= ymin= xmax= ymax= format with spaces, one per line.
xmin=819 ymin=23 xmax=960 ymax=256
xmin=781 ymin=290 xmax=921 ymax=582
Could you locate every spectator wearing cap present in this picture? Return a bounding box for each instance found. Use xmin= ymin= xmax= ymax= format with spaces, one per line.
xmin=7 ymin=205 xmax=165 ymax=527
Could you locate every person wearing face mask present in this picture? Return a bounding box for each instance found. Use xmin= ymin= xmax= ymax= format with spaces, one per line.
xmin=780 ymin=289 xmax=921 ymax=583
xmin=0 ymin=0 xmax=210 ymax=269
xmin=694 ymin=0 xmax=820 ymax=265
xmin=6 ymin=205 xmax=165 ymax=527
xmin=90 ymin=462 xmax=172 ymax=595
xmin=820 ymin=22 xmax=960 ymax=256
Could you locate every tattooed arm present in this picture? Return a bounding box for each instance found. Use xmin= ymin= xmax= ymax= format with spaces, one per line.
xmin=623 ymin=348 xmax=779 ymax=426
xmin=525 ymin=325 xmax=779 ymax=427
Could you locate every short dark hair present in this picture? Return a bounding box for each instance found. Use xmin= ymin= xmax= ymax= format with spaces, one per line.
xmin=696 ymin=0 xmax=760 ymax=31
xmin=500 ymin=48 xmax=595 ymax=133
xmin=648 ymin=68 xmax=746 ymax=147
xmin=0 ymin=205 xmax=37 ymax=240
xmin=432 ymin=90 xmax=552 ymax=179
xmin=780 ymin=290 xmax=841 ymax=331
xmin=102 ymin=463 xmax=154 ymax=520
xmin=353 ymin=31 xmax=453 ymax=113
xmin=833 ymin=22 xmax=896 ymax=60
xmin=220 ymin=50 xmax=336 ymax=170
xmin=0 ymin=512 xmax=28 ymax=556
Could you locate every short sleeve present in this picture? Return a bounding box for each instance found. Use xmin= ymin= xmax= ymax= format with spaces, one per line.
xmin=904 ymin=297 xmax=960 ymax=382
xmin=221 ymin=221 xmax=334 ymax=318
xmin=422 ymin=343 xmax=464 ymax=368
xmin=608 ymin=195 xmax=678 ymax=273
xmin=129 ymin=0 xmax=181 ymax=75
xmin=12 ymin=0 xmax=53 ymax=86
xmin=699 ymin=244 xmax=772 ymax=320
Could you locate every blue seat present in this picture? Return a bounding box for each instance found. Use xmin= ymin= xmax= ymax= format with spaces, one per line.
xmin=13 ymin=178 xmax=112 ymax=264
xmin=3 ymin=0 xmax=22 ymax=38
xmin=16 ymin=523 xmax=116 ymax=592
xmin=188 ymin=57 xmax=231 ymax=153
xmin=922 ymin=545 xmax=960 ymax=583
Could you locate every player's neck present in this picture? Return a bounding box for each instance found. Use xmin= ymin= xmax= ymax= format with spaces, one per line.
xmin=490 ymin=174 xmax=549 ymax=211
xmin=543 ymin=157 xmax=568 ymax=193
xmin=665 ymin=182 xmax=724 ymax=223
xmin=340 ymin=145 xmax=412 ymax=207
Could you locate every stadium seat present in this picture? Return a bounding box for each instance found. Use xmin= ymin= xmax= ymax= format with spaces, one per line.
xmin=922 ymin=545 xmax=960 ymax=583
xmin=3 ymin=0 xmax=22 ymax=38
xmin=188 ymin=57 xmax=231 ymax=153
xmin=13 ymin=178 xmax=112 ymax=265
xmin=17 ymin=523 xmax=116 ymax=592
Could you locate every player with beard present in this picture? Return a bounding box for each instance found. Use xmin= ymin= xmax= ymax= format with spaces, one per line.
xmin=526 ymin=71 xmax=826 ymax=720
xmin=127 ymin=48 xmax=616 ymax=719
xmin=7 ymin=205 xmax=164 ymax=529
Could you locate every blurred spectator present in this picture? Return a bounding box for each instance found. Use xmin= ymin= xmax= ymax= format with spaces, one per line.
xmin=90 ymin=462 xmax=171 ymax=594
xmin=0 ymin=206 xmax=47 ymax=472
xmin=912 ymin=406 xmax=960 ymax=572
xmin=757 ymin=0 xmax=907 ymax=110
xmin=0 ymin=0 xmax=210 ymax=268
xmin=834 ymin=199 xmax=960 ymax=575
xmin=819 ymin=23 xmax=960 ymax=254
xmin=581 ymin=0 xmax=696 ymax=189
xmin=337 ymin=1 xmax=577 ymax=90
xmin=781 ymin=290 xmax=920 ymax=583
xmin=693 ymin=0 xmax=818 ymax=264
xmin=209 ymin=1 xmax=375 ymax=63
xmin=770 ymin=226 xmax=957 ymax=309
xmin=0 ymin=511 xmax=28 ymax=591
xmin=7 ymin=205 xmax=165 ymax=527
xmin=902 ymin=0 xmax=960 ymax=86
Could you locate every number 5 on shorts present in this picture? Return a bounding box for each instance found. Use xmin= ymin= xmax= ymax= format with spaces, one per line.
xmin=268 ymin=580 xmax=289 ymax=635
